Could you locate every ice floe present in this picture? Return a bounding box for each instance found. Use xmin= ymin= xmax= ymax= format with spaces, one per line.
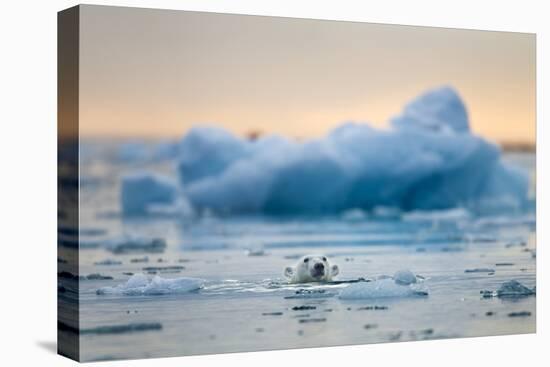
xmin=464 ymin=268 xmax=495 ymax=274
xmin=480 ymin=280 xmax=535 ymax=298
xmin=94 ymin=259 xmax=123 ymax=266
xmin=497 ymin=280 xmax=535 ymax=298
xmin=393 ymin=270 xmax=418 ymax=285
xmin=59 ymin=321 xmax=163 ymax=335
xmin=339 ymin=271 xmax=428 ymax=299
xmin=58 ymin=271 xmax=113 ymax=281
xmin=172 ymin=86 xmax=528 ymax=215
xmin=104 ymin=236 xmax=167 ymax=254
xmin=245 ymin=248 xmax=268 ymax=256
xmin=96 ymin=273 xmax=204 ymax=296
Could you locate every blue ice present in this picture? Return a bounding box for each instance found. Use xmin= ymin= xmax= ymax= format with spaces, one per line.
xmin=173 ymin=86 xmax=528 ymax=215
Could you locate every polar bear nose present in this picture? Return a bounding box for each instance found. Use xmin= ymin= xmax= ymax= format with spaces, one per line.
xmin=314 ymin=263 xmax=325 ymax=271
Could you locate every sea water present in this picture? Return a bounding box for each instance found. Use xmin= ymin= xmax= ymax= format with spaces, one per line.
xmin=63 ymin=151 xmax=535 ymax=362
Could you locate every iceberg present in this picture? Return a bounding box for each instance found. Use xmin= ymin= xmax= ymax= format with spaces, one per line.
xmin=177 ymin=126 xmax=251 ymax=185
xmin=96 ymin=273 xmax=204 ymax=296
xmin=174 ymin=86 xmax=528 ymax=215
xmin=391 ymin=86 xmax=469 ymax=133
xmin=480 ymin=280 xmax=536 ymax=299
xmin=121 ymin=173 xmax=177 ymax=215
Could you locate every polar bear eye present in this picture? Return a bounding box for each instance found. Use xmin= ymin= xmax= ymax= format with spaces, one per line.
xmin=303 ymin=258 xmax=309 ymax=263
xmin=322 ymin=257 xmax=327 ymax=262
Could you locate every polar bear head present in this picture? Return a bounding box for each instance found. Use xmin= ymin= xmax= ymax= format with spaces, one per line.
xmin=284 ymin=255 xmax=339 ymax=283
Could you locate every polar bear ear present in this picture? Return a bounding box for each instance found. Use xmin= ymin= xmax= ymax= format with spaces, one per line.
xmin=284 ymin=267 xmax=294 ymax=279
xmin=331 ymin=264 xmax=339 ymax=277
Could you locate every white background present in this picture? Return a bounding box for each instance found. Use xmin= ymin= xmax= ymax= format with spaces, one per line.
xmin=0 ymin=0 xmax=547 ymax=366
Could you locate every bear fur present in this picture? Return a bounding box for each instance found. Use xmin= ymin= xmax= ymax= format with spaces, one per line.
xmin=284 ymin=255 xmax=339 ymax=283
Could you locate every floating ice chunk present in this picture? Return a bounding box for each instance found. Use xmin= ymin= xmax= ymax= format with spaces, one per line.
xmin=83 ymin=273 xmax=113 ymax=280
xmin=496 ymin=280 xmax=535 ymax=298
xmin=121 ymin=173 xmax=177 ymax=215
xmin=480 ymin=280 xmax=535 ymax=298
xmin=244 ymin=241 xmax=269 ymax=257
xmin=507 ymin=311 xmax=532 ymax=318
xmin=284 ymin=289 xmax=339 ymax=299
xmin=393 ymin=270 xmax=417 ymax=285
xmin=339 ymin=278 xmax=428 ymax=299
xmin=464 ymin=268 xmax=495 ymax=273
xmin=391 ymin=86 xmax=469 ymax=133
xmin=80 ymin=322 xmax=162 ymax=335
xmin=104 ymin=236 xmax=167 ymax=254
xmin=94 ymin=259 xmax=122 ymax=266
xmin=97 ymin=274 xmax=204 ymax=296
xmin=245 ymin=247 xmax=267 ymax=256
xmin=142 ymin=265 xmax=185 ymax=273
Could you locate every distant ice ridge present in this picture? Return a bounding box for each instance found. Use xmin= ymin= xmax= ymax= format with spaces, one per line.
xmin=97 ymin=274 xmax=204 ymax=296
xmin=171 ymin=86 xmax=528 ymax=215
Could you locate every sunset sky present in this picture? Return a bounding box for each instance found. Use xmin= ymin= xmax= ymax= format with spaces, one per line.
xmin=79 ymin=5 xmax=536 ymax=143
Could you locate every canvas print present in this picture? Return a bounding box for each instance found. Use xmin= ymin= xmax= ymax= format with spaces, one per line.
xmin=58 ymin=5 xmax=536 ymax=362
